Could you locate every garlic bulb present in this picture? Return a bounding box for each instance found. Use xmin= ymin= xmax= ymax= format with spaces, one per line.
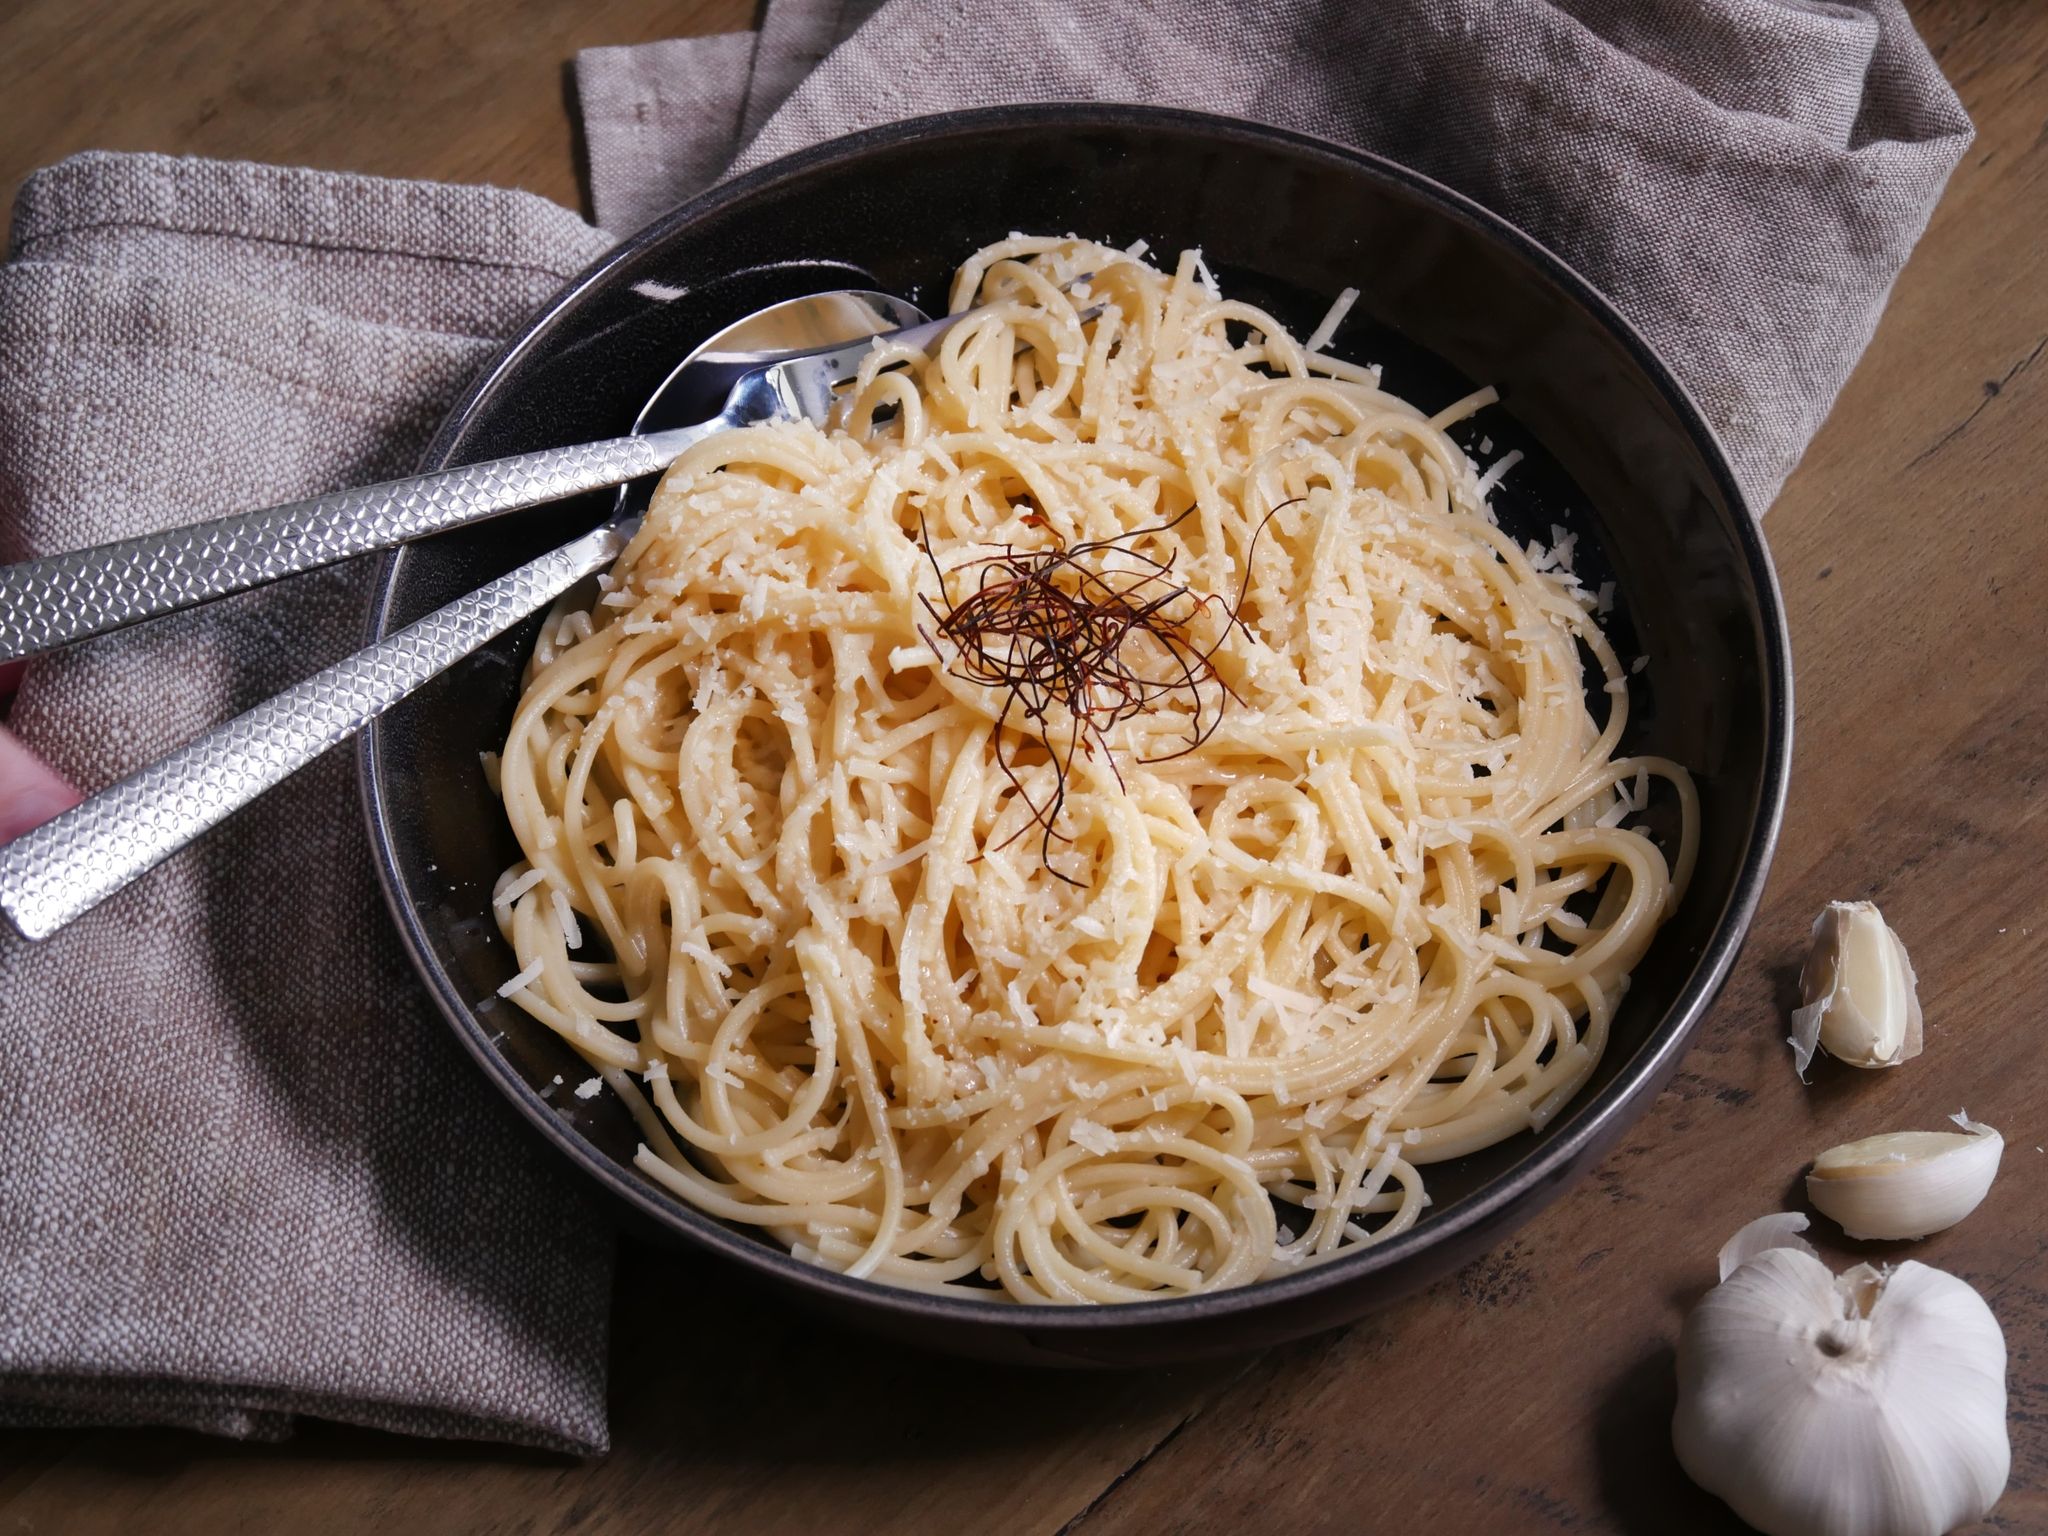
xmin=1674 ymin=1214 xmax=2009 ymax=1536
xmin=1807 ymin=1113 xmax=2002 ymax=1241
xmin=1788 ymin=901 xmax=1922 ymax=1074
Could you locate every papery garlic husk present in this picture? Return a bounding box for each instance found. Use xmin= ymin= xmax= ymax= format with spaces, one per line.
xmin=1807 ymin=1113 xmax=2002 ymax=1241
xmin=1717 ymin=1210 xmax=1819 ymax=1280
xmin=1675 ymin=1214 xmax=2009 ymax=1536
xmin=1788 ymin=901 xmax=1922 ymax=1075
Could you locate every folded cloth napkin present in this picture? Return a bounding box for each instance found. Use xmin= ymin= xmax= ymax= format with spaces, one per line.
xmin=578 ymin=0 xmax=888 ymax=228
xmin=0 ymin=0 xmax=1969 ymax=1451
xmin=580 ymin=0 xmax=1974 ymax=507
xmin=0 ymin=157 xmax=618 ymax=1451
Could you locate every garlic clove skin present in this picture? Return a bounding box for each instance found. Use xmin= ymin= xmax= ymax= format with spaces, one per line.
xmin=1806 ymin=1114 xmax=2002 ymax=1241
xmin=1718 ymin=1210 xmax=1817 ymax=1281
xmin=1788 ymin=901 xmax=1923 ymax=1075
xmin=1675 ymin=1236 xmax=2009 ymax=1536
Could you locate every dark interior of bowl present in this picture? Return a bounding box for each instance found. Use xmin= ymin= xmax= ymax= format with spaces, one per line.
xmin=361 ymin=106 xmax=1788 ymax=1366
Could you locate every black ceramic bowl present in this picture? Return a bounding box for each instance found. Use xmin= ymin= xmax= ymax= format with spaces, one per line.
xmin=360 ymin=105 xmax=1790 ymax=1366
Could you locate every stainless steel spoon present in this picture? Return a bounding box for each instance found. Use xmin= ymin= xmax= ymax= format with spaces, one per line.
xmin=0 ymin=290 xmax=926 ymax=664
xmin=0 ymin=287 xmax=941 ymax=940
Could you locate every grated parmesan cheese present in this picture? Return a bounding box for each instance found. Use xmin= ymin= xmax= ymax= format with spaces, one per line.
xmin=859 ymin=838 xmax=932 ymax=880
xmin=1069 ymin=1119 xmax=1117 ymax=1156
xmin=478 ymin=233 xmax=1693 ymax=1304
xmin=551 ymin=887 xmax=582 ymax=949
xmin=495 ymin=959 xmax=543 ymax=998
xmin=1302 ymin=286 xmax=1360 ymax=354
xmin=1248 ymin=976 xmax=1322 ymax=1017
xmin=1473 ymin=447 xmax=1524 ymax=501
xmin=493 ymin=866 xmax=544 ymax=911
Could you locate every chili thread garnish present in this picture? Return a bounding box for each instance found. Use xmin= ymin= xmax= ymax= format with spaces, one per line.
xmin=916 ymin=498 xmax=1292 ymax=883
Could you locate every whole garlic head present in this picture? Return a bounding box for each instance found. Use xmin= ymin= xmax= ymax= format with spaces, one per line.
xmin=1789 ymin=901 xmax=1922 ymax=1075
xmin=1807 ymin=1113 xmax=2003 ymax=1241
xmin=1674 ymin=1214 xmax=2009 ymax=1536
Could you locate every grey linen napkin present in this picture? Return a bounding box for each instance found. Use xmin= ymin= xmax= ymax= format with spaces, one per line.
xmin=0 ymin=154 xmax=616 ymax=1451
xmin=577 ymin=0 xmax=888 ymax=236
xmin=580 ymin=0 xmax=1973 ymax=506
xmin=0 ymin=0 xmax=1970 ymax=1452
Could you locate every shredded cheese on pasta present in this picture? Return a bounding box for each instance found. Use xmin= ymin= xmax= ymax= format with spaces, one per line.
xmin=492 ymin=236 xmax=1698 ymax=1303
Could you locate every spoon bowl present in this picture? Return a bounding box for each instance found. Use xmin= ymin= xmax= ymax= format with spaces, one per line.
xmin=618 ymin=288 xmax=927 ymax=522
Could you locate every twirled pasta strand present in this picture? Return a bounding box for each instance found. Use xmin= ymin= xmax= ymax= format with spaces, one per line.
xmin=491 ymin=237 xmax=1697 ymax=1303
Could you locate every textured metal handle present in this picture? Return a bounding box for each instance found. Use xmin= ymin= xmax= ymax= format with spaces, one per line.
xmin=0 ymin=426 xmax=704 ymax=663
xmin=0 ymin=522 xmax=626 ymax=941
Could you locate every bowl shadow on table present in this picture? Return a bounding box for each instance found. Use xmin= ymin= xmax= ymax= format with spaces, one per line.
xmin=1593 ymin=1344 xmax=1748 ymax=1535
xmin=594 ymin=1232 xmax=1243 ymax=1463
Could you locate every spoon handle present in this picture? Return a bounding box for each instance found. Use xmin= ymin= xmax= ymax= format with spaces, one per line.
xmin=0 ymin=520 xmax=625 ymax=941
xmin=0 ymin=424 xmax=707 ymax=664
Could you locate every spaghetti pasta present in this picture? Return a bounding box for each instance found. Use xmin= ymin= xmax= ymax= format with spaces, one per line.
xmin=492 ymin=236 xmax=1697 ymax=1303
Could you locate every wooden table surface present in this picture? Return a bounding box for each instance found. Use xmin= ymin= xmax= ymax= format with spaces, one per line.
xmin=1 ymin=1 xmax=2042 ymax=1530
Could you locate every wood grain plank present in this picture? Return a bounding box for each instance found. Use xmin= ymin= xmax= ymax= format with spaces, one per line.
xmin=0 ymin=0 xmax=754 ymax=232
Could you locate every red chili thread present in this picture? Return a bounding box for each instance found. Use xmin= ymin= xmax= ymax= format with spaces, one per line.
xmin=917 ymin=498 xmax=1294 ymax=883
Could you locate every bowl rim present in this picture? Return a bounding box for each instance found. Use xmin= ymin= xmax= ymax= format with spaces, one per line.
xmin=359 ymin=101 xmax=1792 ymax=1333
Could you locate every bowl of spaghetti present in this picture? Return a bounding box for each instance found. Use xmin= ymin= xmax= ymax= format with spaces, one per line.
xmin=361 ymin=105 xmax=1789 ymax=1364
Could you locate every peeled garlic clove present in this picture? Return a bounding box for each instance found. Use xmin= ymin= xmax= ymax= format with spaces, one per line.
xmin=1787 ymin=900 xmax=1923 ymax=1075
xmin=1675 ymin=1225 xmax=2009 ymax=1536
xmin=1807 ymin=1112 xmax=2002 ymax=1241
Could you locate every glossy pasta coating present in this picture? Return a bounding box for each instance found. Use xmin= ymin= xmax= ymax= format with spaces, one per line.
xmin=492 ymin=238 xmax=1696 ymax=1303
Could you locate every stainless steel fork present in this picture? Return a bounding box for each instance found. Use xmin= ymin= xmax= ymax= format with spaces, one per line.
xmin=0 ymin=307 xmax=979 ymax=940
xmin=0 ymin=304 xmax=960 ymax=665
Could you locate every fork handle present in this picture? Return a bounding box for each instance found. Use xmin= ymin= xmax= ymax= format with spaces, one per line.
xmin=0 ymin=423 xmax=709 ymax=664
xmin=0 ymin=521 xmax=624 ymax=941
